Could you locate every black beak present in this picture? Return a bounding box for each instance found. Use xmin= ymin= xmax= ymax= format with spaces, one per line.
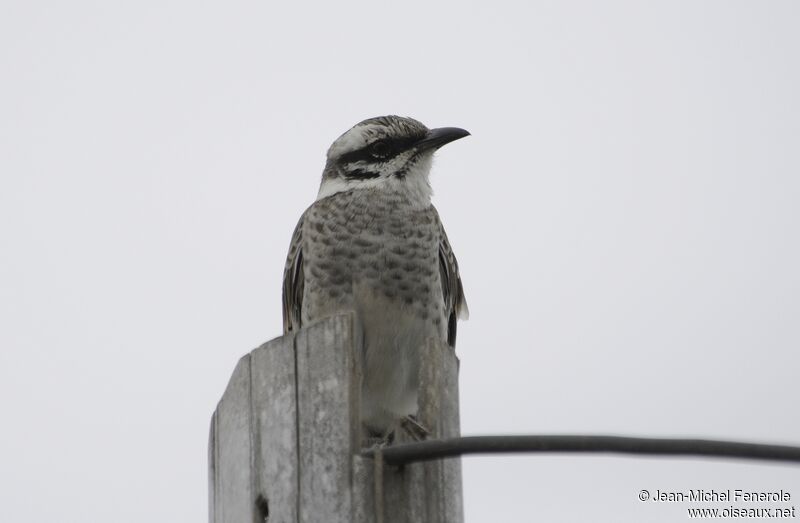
xmin=414 ymin=127 xmax=471 ymax=151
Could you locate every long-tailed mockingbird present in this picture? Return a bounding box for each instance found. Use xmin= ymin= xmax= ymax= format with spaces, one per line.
xmin=282 ymin=115 xmax=469 ymax=439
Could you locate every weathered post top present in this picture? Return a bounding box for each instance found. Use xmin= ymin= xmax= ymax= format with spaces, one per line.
xmin=208 ymin=314 xmax=463 ymax=523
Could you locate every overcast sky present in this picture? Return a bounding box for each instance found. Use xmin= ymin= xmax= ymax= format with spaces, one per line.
xmin=2 ymin=1 xmax=799 ymax=521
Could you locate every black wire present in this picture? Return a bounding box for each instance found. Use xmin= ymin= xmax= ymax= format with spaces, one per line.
xmin=362 ymin=435 xmax=800 ymax=466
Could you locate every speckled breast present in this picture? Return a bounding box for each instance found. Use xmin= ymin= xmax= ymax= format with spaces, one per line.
xmin=300 ymin=188 xmax=445 ymax=331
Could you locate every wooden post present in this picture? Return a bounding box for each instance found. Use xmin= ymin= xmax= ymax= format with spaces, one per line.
xmin=208 ymin=314 xmax=463 ymax=522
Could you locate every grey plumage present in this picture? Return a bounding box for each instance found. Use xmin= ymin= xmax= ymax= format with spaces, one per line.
xmin=282 ymin=115 xmax=468 ymax=435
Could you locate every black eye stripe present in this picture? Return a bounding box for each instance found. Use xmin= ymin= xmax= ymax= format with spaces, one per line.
xmin=338 ymin=148 xmax=374 ymax=165
xmin=338 ymin=136 xmax=421 ymax=165
xmin=344 ymin=168 xmax=380 ymax=180
xmin=369 ymin=140 xmax=394 ymax=158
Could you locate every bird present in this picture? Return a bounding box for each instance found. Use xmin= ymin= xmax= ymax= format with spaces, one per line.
xmin=282 ymin=115 xmax=469 ymax=440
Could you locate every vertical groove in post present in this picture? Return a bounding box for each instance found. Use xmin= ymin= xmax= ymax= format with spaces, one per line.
xmin=374 ymin=447 xmax=384 ymax=523
xmin=213 ymin=354 xmax=254 ymax=522
xmin=250 ymin=334 xmax=299 ymax=523
xmin=248 ymin=361 xmax=259 ymax=523
xmin=295 ymin=314 xmax=358 ymax=522
xmin=424 ymin=337 xmax=445 ymax=523
xmin=419 ymin=337 xmax=463 ymax=523
xmin=293 ymin=332 xmax=302 ymax=523
xmin=375 ymin=336 xmax=463 ymax=523
xmin=440 ymin=339 xmax=463 ymax=522
xmin=351 ymin=454 xmax=374 ymax=523
xmin=208 ymin=412 xmax=217 ymax=523
xmin=211 ymin=334 xmax=300 ymax=523
xmin=348 ymin=313 xmax=363 ymax=470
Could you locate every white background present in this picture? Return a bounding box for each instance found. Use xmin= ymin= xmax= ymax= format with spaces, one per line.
xmin=2 ymin=1 xmax=799 ymax=521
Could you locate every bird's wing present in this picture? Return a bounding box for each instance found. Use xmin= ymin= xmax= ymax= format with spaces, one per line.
xmin=436 ymin=213 xmax=469 ymax=348
xmin=282 ymin=216 xmax=305 ymax=334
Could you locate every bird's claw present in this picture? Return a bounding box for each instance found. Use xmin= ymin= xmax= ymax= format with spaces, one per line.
xmin=400 ymin=415 xmax=430 ymax=442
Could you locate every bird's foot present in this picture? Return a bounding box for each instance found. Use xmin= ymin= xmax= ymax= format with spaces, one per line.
xmin=400 ymin=415 xmax=430 ymax=442
xmin=363 ymin=415 xmax=430 ymax=447
xmin=365 ymin=433 xmax=394 ymax=448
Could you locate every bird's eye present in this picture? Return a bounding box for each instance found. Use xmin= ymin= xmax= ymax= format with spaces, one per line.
xmin=369 ymin=141 xmax=392 ymax=159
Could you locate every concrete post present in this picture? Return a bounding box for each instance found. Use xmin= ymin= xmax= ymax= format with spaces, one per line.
xmin=208 ymin=314 xmax=463 ymax=522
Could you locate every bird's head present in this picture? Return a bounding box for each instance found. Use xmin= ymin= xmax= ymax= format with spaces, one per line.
xmin=317 ymin=115 xmax=469 ymax=203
